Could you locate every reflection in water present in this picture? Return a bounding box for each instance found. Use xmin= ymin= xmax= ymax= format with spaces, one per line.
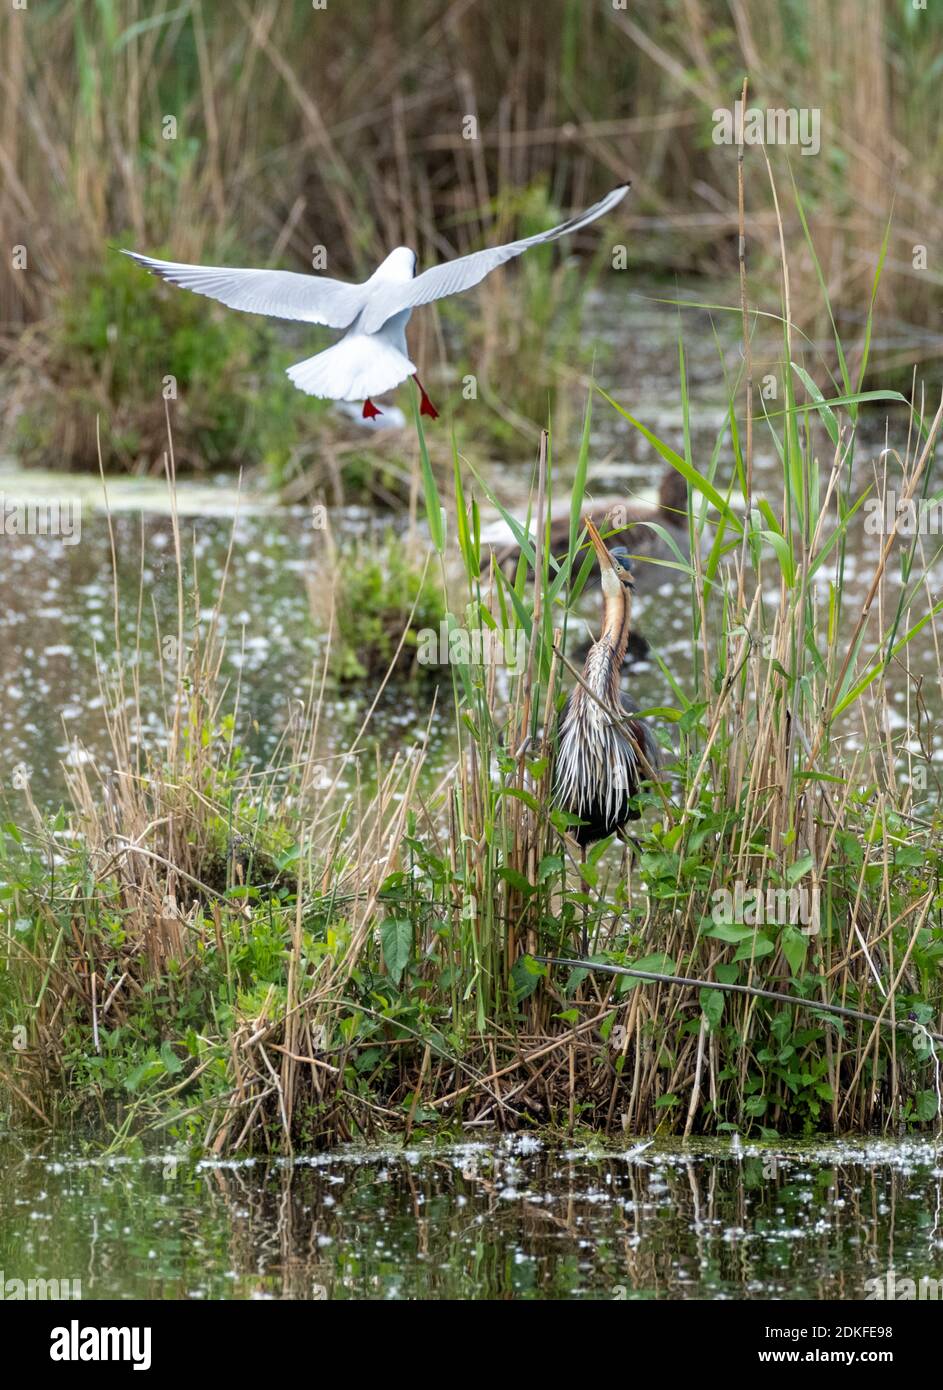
xmin=2 ymin=1138 xmax=942 ymax=1300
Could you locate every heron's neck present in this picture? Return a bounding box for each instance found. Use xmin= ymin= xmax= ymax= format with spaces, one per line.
xmin=584 ymin=591 xmax=630 ymax=701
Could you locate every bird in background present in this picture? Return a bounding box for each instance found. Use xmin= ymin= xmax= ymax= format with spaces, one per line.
xmin=487 ymin=466 xmax=689 ymax=578
xmin=554 ymin=518 xmax=660 ymax=953
xmin=122 ymin=183 xmax=629 ymax=422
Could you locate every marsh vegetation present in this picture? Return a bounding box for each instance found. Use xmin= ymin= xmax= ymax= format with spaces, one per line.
xmin=1 ymin=4 xmax=942 ymax=1170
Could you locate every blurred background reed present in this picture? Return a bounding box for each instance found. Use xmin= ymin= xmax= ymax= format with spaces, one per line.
xmin=1 ymin=0 xmax=941 ymax=475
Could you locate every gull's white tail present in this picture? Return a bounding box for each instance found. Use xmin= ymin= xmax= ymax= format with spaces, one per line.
xmin=286 ymin=332 xmax=415 ymax=402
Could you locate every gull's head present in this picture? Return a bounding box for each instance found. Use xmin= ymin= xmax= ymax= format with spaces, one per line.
xmin=374 ymin=247 xmax=417 ymax=282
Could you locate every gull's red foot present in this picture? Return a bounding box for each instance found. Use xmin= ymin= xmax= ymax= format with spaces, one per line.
xmin=362 ymin=398 xmax=383 ymax=419
xmin=413 ymin=374 xmax=439 ymax=420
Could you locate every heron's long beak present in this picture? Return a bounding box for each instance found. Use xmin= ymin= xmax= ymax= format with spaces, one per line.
xmin=584 ymin=517 xmax=616 ymax=573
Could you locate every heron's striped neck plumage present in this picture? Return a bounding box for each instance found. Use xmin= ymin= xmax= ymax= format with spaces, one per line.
xmin=585 ymin=585 xmax=631 ymax=701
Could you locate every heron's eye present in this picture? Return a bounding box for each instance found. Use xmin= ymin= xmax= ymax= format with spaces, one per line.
xmin=609 ymin=548 xmax=634 ymax=582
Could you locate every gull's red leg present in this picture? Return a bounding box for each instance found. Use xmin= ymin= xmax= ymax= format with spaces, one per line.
xmin=413 ymin=374 xmax=440 ymax=420
xmin=362 ymin=398 xmax=383 ymax=419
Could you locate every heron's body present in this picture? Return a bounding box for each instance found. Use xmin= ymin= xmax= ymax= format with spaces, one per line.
xmin=554 ymin=521 xmax=659 ymax=849
xmin=556 ymin=688 xmax=658 ymax=846
xmin=122 ymin=184 xmax=629 ymax=419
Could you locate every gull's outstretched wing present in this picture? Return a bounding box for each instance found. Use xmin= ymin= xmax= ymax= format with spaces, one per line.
xmin=360 ymin=183 xmax=629 ymax=334
xmin=121 ymin=251 xmax=365 ymax=329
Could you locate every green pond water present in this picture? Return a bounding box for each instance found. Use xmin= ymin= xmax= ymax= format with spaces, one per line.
xmin=2 ymin=1136 xmax=941 ymax=1300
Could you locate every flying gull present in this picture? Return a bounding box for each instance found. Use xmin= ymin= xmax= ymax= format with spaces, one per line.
xmin=124 ymin=183 xmax=629 ymax=420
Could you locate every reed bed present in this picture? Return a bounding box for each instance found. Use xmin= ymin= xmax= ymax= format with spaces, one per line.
xmin=3 ymin=227 xmax=943 ymax=1147
xmin=1 ymin=26 xmax=942 ymax=1147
